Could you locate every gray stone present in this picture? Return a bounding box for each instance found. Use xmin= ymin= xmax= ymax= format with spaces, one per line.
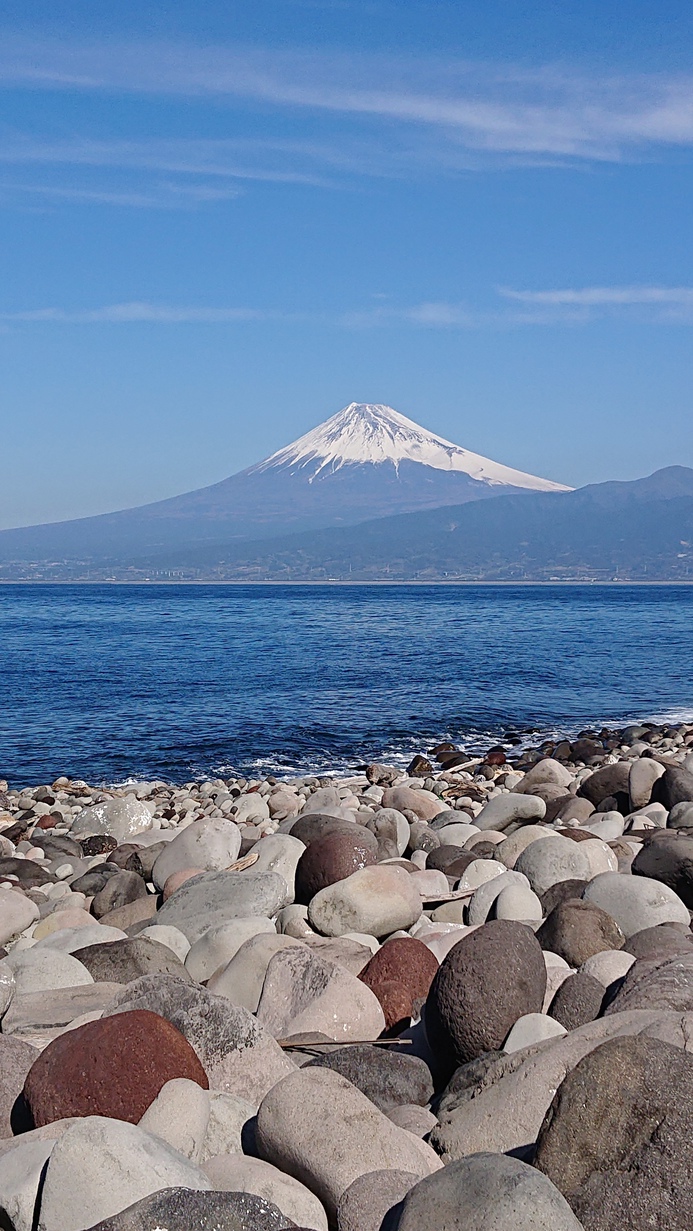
xmin=0 ymin=1138 xmax=54 ymax=1231
xmin=138 ymin=1078 xmax=210 ymax=1161
xmin=583 ymin=871 xmax=690 ymax=938
xmin=72 ymin=937 xmax=192 ymax=984
xmin=578 ymin=763 xmax=630 ymax=805
xmin=36 ymin=1116 xmax=210 ymax=1231
xmin=337 ymin=1170 xmax=419 ymax=1231
xmin=185 ymin=918 xmax=276 ymax=982
xmin=0 ymin=1035 xmax=39 ymax=1135
xmin=605 ymin=951 xmax=693 ymax=1014
xmin=550 ymin=972 xmax=606 ymax=1029
xmin=255 ymin=946 xmax=385 ymax=1041
xmin=306 ymin=1044 xmax=433 ymax=1111
xmin=151 ymin=817 xmax=242 ymax=890
xmin=668 ymin=801 xmax=693 ymax=829
xmin=70 ymin=797 xmax=155 ymax=844
xmin=386 ymin=1105 xmax=437 ymax=1136
xmin=0 ymin=887 xmax=39 ymax=946
xmin=503 ymin=1013 xmax=567 ymax=1052
xmin=202 ymin=1154 xmax=328 ymax=1231
xmin=629 ymin=758 xmax=666 ymax=809
xmin=81 ymin=1188 xmax=290 ymax=1231
xmin=467 ymin=870 xmax=529 ymax=925
xmin=308 ymin=866 xmax=422 ymax=939
xmin=2 ymin=983 xmax=121 ymax=1036
xmin=137 ymin=924 xmax=190 ymax=962
xmin=256 ymin=1067 xmax=441 ymax=1217
xmin=35 ymin=925 xmax=128 ymax=953
xmin=632 ymin=830 xmax=693 ymax=907
xmin=579 ymin=949 xmax=635 ymax=988
xmin=515 ymin=836 xmax=591 ymax=897
xmin=497 ymin=826 xmax=560 ymax=869
xmin=154 ymin=871 xmax=291 ymax=944
xmin=104 ymin=975 xmax=295 ymax=1107
xmin=199 ymin=1091 xmax=255 ymax=1162
xmin=0 ymin=948 xmax=93 ymax=995
xmin=249 ymin=834 xmax=306 ymax=899
xmin=494 ymin=882 xmax=543 ymax=922
xmin=474 ymin=794 xmax=546 ymax=832
xmin=394 ymin=1152 xmax=584 ymax=1231
xmin=208 ymin=934 xmax=304 ymax=1012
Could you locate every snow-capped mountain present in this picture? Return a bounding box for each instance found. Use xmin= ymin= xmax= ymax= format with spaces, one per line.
xmin=251 ymin=403 xmax=569 ymax=492
xmin=0 ymin=402 xmax=570 ymax=571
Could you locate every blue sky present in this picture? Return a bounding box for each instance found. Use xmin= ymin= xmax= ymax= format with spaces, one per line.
xmin=2 ymin=0 xmax=693 ymax=527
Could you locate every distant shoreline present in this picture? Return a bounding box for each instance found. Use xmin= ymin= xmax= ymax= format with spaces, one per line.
xmin=1 ymin=579 xmax=693 ymax=588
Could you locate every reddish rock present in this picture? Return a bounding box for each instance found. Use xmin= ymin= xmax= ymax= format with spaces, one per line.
xmin=359 ymin=936 xmax=439 ymax=1022
xmin=23 ymin=1009 xmax=208 ymax=1127
xmin=485 ymin=747 xmax=507 ymax=766
xmin=162 ymin=867 xmax=205 ymax=902
xmin=295 ymin=831 xmax=377 ymax=904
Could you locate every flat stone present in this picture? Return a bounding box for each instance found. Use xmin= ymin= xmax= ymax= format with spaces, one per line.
xmin=24 ymin=1008 xmax=208 ymax=1126
xmin=1 ymin=983 xmax=121 ymax=1036
xmin=70 ymin=797 xmax=155 ymax=844
xmin=36 ymin=1116 xmax=210 ymax=1231
xmin=0 ymin=948 xmax=93 ymax=995
xmin=72 ymin=937 xmax=192 ymax=984
xmin=306 ymin=1044 xmax=433 ymax=1110
xmin=474 ymin=794 xmax=546 ymax=832
xmin=0 ymin=888 xmax=39 ymax=946
xmin=151 ymin=817 xmax=242 ymax=891
xmin=394 ymin=1152 xmax=584 ymax=1231
xmin=185 ymin=917 xmax=276 ymax=982
xmin=155 ymin=871 xmax=291 ymax=944
xmin=515 ymin=836 xmax=591 ymax=897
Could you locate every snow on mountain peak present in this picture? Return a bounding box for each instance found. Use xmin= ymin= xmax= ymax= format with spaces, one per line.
xmin=250 ymin=402 xmax=570 ymax=492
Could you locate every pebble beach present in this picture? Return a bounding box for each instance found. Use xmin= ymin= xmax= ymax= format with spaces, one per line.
xmin=0 ymin=718 xmax=693 ymax=1229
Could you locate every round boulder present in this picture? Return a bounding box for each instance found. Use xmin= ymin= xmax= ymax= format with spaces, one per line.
xmin=549 ymin=972 xmax=605 ymax=1030
xmin=23 ymin=1008 xmax=208 ymax=1127
xmin=295 ymin=831 xmax=377 ymax=905
xmin=583 ymin=872 xmax=690 ymax=939
xmin=425 ymin=919 xmax=546 ymax=1071
xmin=515 ymin=836 xmax=591 ymax=898
xmin=359 ymin=937 xmax=439 ymax=1017
xmin=535 ymin=1034 xmax=693 ymax=1230
xmin=536 ymin=898 xmax=625 ymax=967
xmin=632 ymin=831 xmax=693 ymax=907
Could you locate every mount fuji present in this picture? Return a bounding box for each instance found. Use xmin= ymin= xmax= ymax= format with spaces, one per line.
xmin=0 ymin=403 xmax=570 ymax=571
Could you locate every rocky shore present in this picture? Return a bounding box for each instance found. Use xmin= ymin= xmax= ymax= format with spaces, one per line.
xmin=0 ymin=718 xmax=693 ymax=1229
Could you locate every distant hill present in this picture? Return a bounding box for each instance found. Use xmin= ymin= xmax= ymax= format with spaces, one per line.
xmin=0 ymin=403 xmax=568 ymax=572
xmin=116 ymin=465 xmax=693 ymax=582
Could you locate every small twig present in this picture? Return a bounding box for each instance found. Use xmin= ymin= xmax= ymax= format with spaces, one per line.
xmin=225 ymin=851 xmax=259 ymax=872
xmin=276 ymin=1038 xmax=413 ymax=1049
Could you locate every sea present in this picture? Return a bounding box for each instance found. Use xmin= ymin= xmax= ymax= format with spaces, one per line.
xmin=1 ymin=583 xmax=692 ymax=788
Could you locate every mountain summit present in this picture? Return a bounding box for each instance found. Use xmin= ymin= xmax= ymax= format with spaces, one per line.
xmin=0 ymin=402 xmax=571 ymax=573
xmin=251 ymin=402 xmax=569 ymax=491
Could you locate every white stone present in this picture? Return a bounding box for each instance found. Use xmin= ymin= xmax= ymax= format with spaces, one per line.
xmin=200 ymin=1091 xmax=255 ymax=1162
xmin=138 ymin=924 xmax=191 ymax=962
xmin=1 ymin=948 xmax=93 ymax=995
xmin=138 ymin=1078 xmax=210 ymax=1161
xmin=514 ymin=836 xmax=590 ymax=896
xmin=0 ymin=888 xmax=39 ymax=946
xmin=503 ymin=1013 xmax=567 ymax=1053
xmin=37 ymin=1116 xmax=210 ymax=1231
xmin=70 ymin=796 xmax=155 ymax=843
xmin=579 ymin=948 xmax=636 ymax=987
xmin=185 ymin=917 xmax=276 ymax=982
xmin=207 ymin=934 xmax=305 ymax=1012
xmin=455 ymin=859 xmax=505 ymax=893
xmin=249 ymin=834 xmax=305 ymax=899
xmin=0 ymin=1138 xmax=55 ymax=1231
xmin=494 ymin=882 xmax=543 ymax=923
xmin=583 ymin=871 xmax=690 ymax=938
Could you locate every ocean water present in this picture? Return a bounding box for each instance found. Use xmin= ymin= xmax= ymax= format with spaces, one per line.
xmin=0 ymin=583 xmax=692 ymax=787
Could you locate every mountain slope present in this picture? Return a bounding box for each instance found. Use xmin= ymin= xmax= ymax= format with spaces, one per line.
xmin=128 ymin=466 xmax=693 ymax=582
xmin=0 ymin=403 xmax=569 ymax=566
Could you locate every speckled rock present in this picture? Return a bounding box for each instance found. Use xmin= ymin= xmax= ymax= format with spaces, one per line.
xmin=306 ymin=1044 xmax=433 ymax=1111
xmin=336 ymin=1170 xmax=418 ymax=1231
xmin=536 ymin=899 xmax=625 ymax=967
xmin=81 ymin=1188 xmax=290 ymax=1231
xmin=549 ymin=972 xmax=605 ymax=1030
xmin=295 ymin=831 xmax=377 ymax=904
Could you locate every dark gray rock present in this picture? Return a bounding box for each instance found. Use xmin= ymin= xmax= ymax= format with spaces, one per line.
xmin=535 ymin=1034 xmax=693 ymax=1230
xmin=578 ymin=763 xmax=630 ymax=806
xmin=604 ymin=952 xmax=693 ymax=1014
xmin=625 ymin=921 xmax=693 ymax=961
xmin=83 ymin=1187 xmax=293 ymax=1230
xmin=306 ymin=1045 xmax=433 ymax=1111
xmin=0 ymin=1035 xmax=39 ymax=1135
xmin=536 ymin=899 xmax=625 ymax=967
xmin=632 ymin=830 xmax=693 ymax=907
xmin=290 ymin=816 xmax=377 ymax=851
xmin=549 ymin=973 xmax=605 ymax=1030
xmin=393 ymin=1152 xmax=583 ymax=1230
xmin=91 ymin=871 xmax=148 ymax=920
xmin=73 ymin=938 xmax=192 ymax=984
xmin=539 ymin=879 xmax=590 ymax=916
xmin=654 ymin=766 xmax=693 ymax=810
xmin=425 ymin=920 xmax=546 ymax=1072
xmin=154 ymin=871 xmax=291 ymax=944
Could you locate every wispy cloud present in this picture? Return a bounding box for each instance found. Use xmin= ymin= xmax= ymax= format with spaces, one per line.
xmin=2 ymin=34 xmax=693 ymax=164
xmin=3 ymin=287 xmax=693 ymax=328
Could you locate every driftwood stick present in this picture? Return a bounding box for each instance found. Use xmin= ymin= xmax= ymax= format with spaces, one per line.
xmin=276 ymin=1038 xmax=413 ymax=1049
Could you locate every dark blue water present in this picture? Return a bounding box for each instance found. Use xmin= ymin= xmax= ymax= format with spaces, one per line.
xmin=0 ymin=584 xmax=692 ymax=787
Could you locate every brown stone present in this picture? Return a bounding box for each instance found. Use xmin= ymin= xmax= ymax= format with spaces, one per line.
xmin=295 ymin=831 xmax=377 ymax=904
xmin=98 ymin=895 xmax=159 ymax=930
xmin=535 ymin=1035 xmax=693 ymax=1230
xmin=359 ymin=937 xmax=439 ymax=1014
xmin=425 ymin=920 xmax=546 ymax=1072
xmin=23 ymin=1009 xmax=208 ymax=1127
xmin=537 ymin=899 xmax=625 ymax=967
xmin=549 ymin=973 xmax=605 ymax=1030
xmin=162 ymin=867 xmax=205 ymax=901
xmin=539 ymin=879 xmax=590 ymax=917
xmin=91 ymin=870 xmax=148 ymax=919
